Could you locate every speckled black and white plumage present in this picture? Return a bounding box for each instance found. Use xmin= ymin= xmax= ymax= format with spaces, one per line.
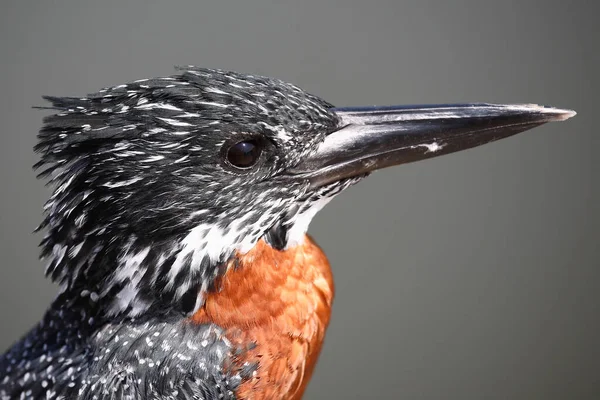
xmin=35 ymin=67 xmax=340 ymax=317
xmin=0 ymin=292 xmax=248 ymax=399
xmin=0 ymin=67 xmax=356 ymax=399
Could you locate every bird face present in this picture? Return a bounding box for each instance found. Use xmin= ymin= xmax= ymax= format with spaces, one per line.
xmin=36 ymin=67 xmax=574 ymax=317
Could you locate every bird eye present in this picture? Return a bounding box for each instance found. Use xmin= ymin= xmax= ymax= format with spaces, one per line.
xmin=225 ymin=140 xmax=262 ymax=169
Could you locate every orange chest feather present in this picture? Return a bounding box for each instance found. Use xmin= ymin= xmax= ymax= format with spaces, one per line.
xmin=190 ymin=235 xmax=334 ymax=400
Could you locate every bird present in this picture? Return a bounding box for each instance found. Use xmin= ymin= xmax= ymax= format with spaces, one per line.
xmin=0 ymin=66 xmax=575 ymax=400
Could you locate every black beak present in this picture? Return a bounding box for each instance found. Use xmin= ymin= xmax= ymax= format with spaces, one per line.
xmin=289 ymin=103 xmax=576 ymax=188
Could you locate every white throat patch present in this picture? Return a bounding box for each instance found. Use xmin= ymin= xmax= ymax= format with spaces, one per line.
xmin=284 ymin=196 xmax=334 ymax=248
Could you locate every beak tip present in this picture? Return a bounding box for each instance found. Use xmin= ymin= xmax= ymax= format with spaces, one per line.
xmin=555 ymin=109 xmax=577 ymax=121
xmin=527 ymin=104 xmax=577 ymax=121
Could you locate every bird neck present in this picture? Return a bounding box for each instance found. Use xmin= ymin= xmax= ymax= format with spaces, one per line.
xmin=41 ymin=222 xmax=273 ymax=318
xmin=41 ymin=221 xmax=332 ymax=323
xmin=191 ymin=235 xmax=335 ymax=399
xmin=191 ymin=235 xmax=334 ymax=327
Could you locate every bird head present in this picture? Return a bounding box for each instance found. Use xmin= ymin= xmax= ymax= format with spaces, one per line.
xmin=35 ymin=66 xmax=574 ymax=317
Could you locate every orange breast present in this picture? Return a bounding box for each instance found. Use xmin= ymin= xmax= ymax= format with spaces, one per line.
xmin=190 ymin=235 xmax=334 ymax=400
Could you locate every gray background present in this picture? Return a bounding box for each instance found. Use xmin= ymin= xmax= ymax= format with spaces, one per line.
xmin=0 ymin=1 xmax=597 ymax=399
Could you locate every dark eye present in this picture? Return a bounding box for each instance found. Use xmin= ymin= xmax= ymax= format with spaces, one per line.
xmin=226 ymin=140 xmax=262 ymax=169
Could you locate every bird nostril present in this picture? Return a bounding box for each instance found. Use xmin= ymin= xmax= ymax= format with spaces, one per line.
xmin=226 ymin=140 xmax=262 ymax=169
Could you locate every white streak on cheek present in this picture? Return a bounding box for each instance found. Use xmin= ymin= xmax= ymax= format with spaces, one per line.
xmin=101 ymin=176 xmax=143 ymax=188
xmin=275 ymin=128 xmax=292 ymax=142
xmin=135 ymin=102 xmax=182 ymax=111
xmin=52 ymin=244 xmax=67 ymax=266
xmin=157 ymin=117 xmax=192 ymax=127
xmin=115 ymin=247 xmax=151 ymax=282
xmin=236 ymin=210 xmax=276 ymax=254
xmin=106 ymin=247 xmax=151 ymax=316
xmin=167 ymin=224 xmax=210 ymax=287
xmin=166 ymin=210 xmax=276 ymax=292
